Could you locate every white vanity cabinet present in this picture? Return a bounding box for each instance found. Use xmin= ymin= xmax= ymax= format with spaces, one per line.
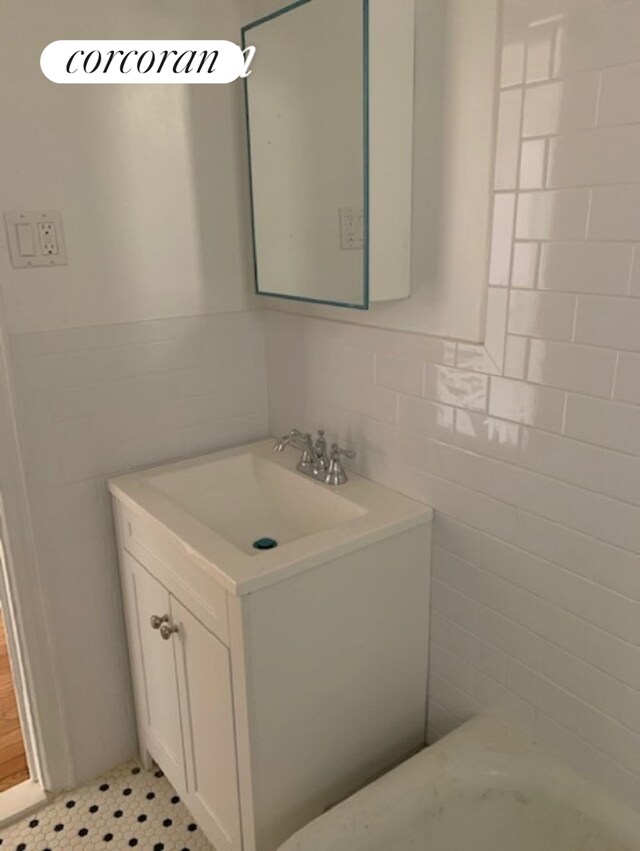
xmin=123 ymin=554 xmax=186 ymax=791
xmin=109 ymin=440 xmax=433 ymax=851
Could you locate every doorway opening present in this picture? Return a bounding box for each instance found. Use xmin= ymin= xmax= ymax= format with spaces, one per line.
xmin=0 ymin=494 xmax=47 ymax=825
xmin=0 ymin=605 xmax=29 ymax=793
xmin=0 ymin=526 xmax=45 ymax=823
xmin=0 ymin=319 xmax=74 ymax=825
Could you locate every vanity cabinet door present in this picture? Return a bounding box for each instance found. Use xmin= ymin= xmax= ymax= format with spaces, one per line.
xmin=171 ymin=597 xmax=242 ymax=851
xmin=127 ymin=555 xmax=186 ymax=793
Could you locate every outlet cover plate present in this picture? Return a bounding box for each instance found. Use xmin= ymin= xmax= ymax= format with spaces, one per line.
xmin=4 ymin=210 xmax=68 ymax=268
xmin=339 ymin=207 xmax=364 ymax=251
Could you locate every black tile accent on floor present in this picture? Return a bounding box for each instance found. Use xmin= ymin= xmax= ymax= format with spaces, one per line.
xmin=0 ymin=761 xmax=213 ymax=850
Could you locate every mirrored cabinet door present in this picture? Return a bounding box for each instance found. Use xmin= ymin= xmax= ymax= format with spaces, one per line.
xmin=243 ymin=0 xmax=415 ymax=310
xmin=243 ymin=0 xmax=368 ymax=308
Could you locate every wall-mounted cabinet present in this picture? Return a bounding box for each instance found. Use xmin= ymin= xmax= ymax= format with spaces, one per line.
xmin=244 ymin=0 xmax=500 ymax=344
xmin=243 ymin=0 xmax=416 ymax=308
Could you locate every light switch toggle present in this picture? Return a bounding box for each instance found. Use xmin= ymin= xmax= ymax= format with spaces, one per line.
xmin=15 ymin=223 xmax=35 ymax=257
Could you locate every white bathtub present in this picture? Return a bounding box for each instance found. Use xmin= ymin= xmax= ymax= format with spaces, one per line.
xmin=279 ymin=715 xmax=640 ymax=851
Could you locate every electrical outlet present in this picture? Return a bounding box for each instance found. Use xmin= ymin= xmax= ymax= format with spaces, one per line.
xmin=3 ymin=211 xmax=67 ymax=267
xmin=339 ymin=207 xmax=365 ymax=251
xmin=38 ymin=221 xmax=59 ymax=255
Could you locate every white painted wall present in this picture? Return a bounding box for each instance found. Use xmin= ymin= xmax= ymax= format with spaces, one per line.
xmin=0 ymin=0 xmax=269 ymax=785
xmin=0 ymin=0 xmax=255 ymax=334
xmin=266 ymin=0 xmax=640 ymax=811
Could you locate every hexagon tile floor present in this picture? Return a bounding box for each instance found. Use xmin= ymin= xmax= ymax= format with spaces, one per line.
xmin=0 ymin=761 xmax=214 ymax=850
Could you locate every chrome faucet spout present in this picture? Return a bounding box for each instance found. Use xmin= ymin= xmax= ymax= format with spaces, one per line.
xmin=273 ymin=429 xmax=313 ymax=454
xmin=272 ymin=429 xmax=355 ymax=485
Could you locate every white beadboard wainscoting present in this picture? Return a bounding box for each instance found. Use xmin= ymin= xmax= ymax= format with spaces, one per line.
xmin=266 ymin=0 xmax=640 ymax=811
xmin=8 ymin=311 xmax=268 ymax=783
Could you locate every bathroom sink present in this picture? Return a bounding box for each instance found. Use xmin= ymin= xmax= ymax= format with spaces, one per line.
xmin=148 ymin=449 xmax=366 ymax=553
xmin=108 ymin=439 xmax=432 ymax=595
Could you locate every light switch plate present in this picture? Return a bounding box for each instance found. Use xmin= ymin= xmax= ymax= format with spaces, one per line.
xmin=3 ymin=210 xmax=68 ymax=268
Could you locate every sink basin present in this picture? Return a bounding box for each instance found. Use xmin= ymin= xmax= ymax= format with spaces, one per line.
xmin=148 ymin=450 xmax=366 ymax=554
xmin=108 ymin=439 xmax=432 ymax=595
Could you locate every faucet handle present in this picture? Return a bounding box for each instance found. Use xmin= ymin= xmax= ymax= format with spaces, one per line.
xmin=330 ymin=442 xmax=355 ymax=460
xmin=294 ymin=431 xmax=318 ymax=475
xmin=325 ymin=443 xmax=355 ymax=486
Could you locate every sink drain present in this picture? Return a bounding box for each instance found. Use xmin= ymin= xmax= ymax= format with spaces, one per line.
xmin=253 ymin=537 xmax=278 ymax=551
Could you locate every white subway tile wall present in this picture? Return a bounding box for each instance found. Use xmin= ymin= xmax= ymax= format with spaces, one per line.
xmin=9 ymin=311 xmax=268 ymax=781
xmin=266 ymin=0 xmax=640 ymax=810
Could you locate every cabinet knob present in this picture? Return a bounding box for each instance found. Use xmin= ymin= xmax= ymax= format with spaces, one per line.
xmin=160 ymin=623 xmax=179 ymax=641
xmin=150 ymin=614 xmax=169 ymax=630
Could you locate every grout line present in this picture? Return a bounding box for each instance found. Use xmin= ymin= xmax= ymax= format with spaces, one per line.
xmin=560 ymin=391 xmax=569 ymax=433
xmin=570 ymin=295 xmax=580 ymax=343
xmin=431 ymin=633 xmax=640 ymax=784
xmin=505 ymin=237 xmax=640 ymax=246
xmin=396 ymin=449 xmax=640 ymax=562
xmin=500 ymin=74 xmax=527 ymax=375
xmin=594 ymin=69 xmax=604 ymax=128
xmin=8 ymin=309 xmax=261 ymax=358
xmin=541 ymin=138 xmax=550 ymax=192
xmin=533 ymin=709 xmax=640 ymax=787
xmin=420 ymin=450 xmax=640 ymax=563
xmin=430 ymin=628 xmax=639 ymax=767
xmin=394 ymin=384 xmax=640 ymax=476
xmin=584 ymin=189 xmax=594 ymax=241
xmin=440 ymin=421 xmax=640 ymax=514
xmin=432 ymin=576 xmax=639 ymax=700
xmin=508 ymin=284 xmax=638 ymax=298
xmin=433 ymin=546 xmax=639 ymax=652
xmin=435 ymin=508 xmax=640 ymax=602
xmin=499 ymin=179 xmax=640 ymax=193
xmin=610 ymin=352 xmax=620 ymax=400
xmin=627 ymin=245 xmax=636 ymax=295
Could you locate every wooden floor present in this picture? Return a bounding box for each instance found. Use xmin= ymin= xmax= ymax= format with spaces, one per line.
xmin=0 ymin=612 xmax=28 ymax=792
